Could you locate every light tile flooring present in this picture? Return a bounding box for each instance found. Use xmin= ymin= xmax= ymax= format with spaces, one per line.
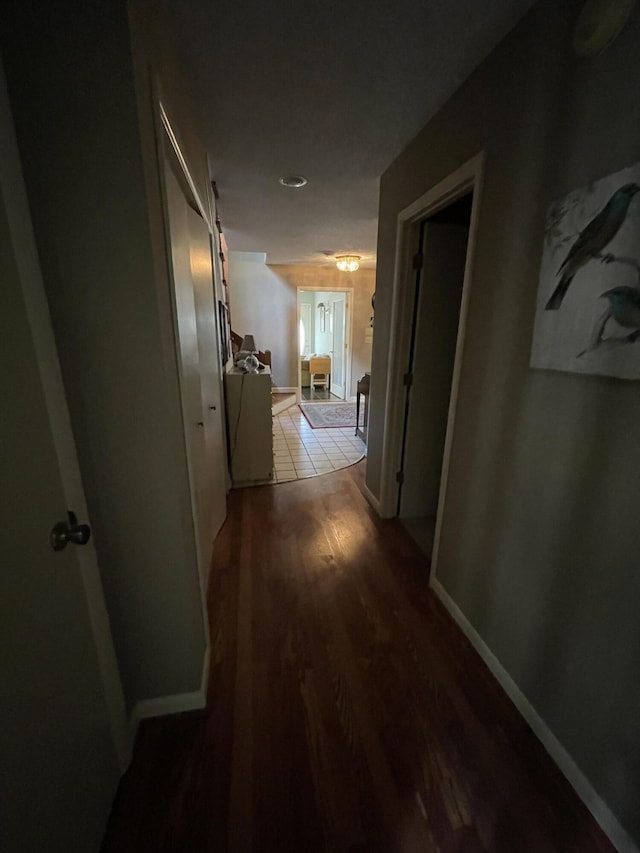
xmin=273 ymin=407 xmax=366 ymax=483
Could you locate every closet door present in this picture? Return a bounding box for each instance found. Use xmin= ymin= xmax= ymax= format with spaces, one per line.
xmin=187 ymin=206 xmax=227 ymax=560
xmin=163 ymin=161 xmax=209 ymax=583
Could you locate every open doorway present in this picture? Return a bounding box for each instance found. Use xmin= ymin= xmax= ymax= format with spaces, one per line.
xmin=397 ymin=192 xmax=473 ymax=556
xmin=297 ymin=289 xmax=352 ymax=402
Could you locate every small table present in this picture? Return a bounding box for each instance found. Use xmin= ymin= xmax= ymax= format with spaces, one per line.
xmin=355 ymin=372 xmax=370 ymax=442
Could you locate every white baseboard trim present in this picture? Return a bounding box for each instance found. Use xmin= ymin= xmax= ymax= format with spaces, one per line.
xmin=273 ymin=386 xmax=297 ymax=393
xmin=128 ymin=645 xmax=210 ymax=742
xmin=431 ymin=578 xmax=637 ymax=853
xmin=363 ymin=483 xmax=382 ymax=515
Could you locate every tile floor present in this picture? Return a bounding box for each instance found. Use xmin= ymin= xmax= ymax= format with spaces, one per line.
xmin=273 ymin=406 xmax=366 ymax=483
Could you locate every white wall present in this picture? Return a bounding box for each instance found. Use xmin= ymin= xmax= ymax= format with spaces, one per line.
xmin=227 ymin=252 xmax=297 ymax=387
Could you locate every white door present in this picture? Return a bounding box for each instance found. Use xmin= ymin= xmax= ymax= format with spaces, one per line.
xmin=0 ymin=63 xmax=126 ymax=852
xmin=300 ymin=302 xmax=312 ymax=357
xmin=163 ymin=160 xmax=209 ymax=587
xmin=330 ymin=296 xmax=347 ymax=399
xmin=187 ymin=206 xmax=227 ymax=559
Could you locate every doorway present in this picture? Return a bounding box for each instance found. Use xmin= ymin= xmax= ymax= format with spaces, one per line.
xmin=297 ymin=288 xmax=352 ymax=402
xmin=377 ymin=154 xmax=483 ymax=568
xmin=397 ymin=193 xmax=473 ymax=556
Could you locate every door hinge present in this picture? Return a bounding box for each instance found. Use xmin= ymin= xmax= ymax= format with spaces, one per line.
xmin=403 ymin=371 xmax=413 ymax=388
xmin=412 ymin=252 xmax=423 ymax=270
xmin=396 ymin=470 xmax=405 ymax=485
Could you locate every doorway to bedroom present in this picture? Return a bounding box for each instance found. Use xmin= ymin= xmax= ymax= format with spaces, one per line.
xmin=297 ymin=288 xmax=352 ymax=403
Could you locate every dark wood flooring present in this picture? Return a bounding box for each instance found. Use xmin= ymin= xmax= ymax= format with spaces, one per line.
xmin=103 ymin=463 xmax=614 ymax=853
xmin=301 ymin=387 xmax=341 ymax=401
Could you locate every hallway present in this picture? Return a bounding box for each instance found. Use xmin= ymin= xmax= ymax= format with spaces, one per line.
xmin=104 ymin=464 xmax=614 ymax=853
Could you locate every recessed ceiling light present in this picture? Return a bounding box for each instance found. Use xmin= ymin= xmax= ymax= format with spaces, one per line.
xmin=279 ymin=174 xmax=308 ymax=188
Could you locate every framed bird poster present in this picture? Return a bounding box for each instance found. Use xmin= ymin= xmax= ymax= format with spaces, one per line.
xmin=530 ymin=160 xmax=640 ymax=380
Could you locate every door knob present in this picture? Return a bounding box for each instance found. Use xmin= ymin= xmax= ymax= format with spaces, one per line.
xmin=51 ymin=511 xmax=91 ymax=552
xmin=197 ymin=421 xmax=204 ymax=427
xmin=208 ymin=404 xmax=217 ymax=411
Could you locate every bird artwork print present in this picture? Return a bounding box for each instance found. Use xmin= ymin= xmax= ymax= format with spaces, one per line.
xmin=578 ymin=286 xmax=640 ymax=357
xmin=530 ymin=161 xmax=640 ymax=379
xmin=545 ymin=182 xmax=640 ymax=310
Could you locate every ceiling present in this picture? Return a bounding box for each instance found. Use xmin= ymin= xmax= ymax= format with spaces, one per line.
xmin=162 ymin=0 xmax=536 ymax=267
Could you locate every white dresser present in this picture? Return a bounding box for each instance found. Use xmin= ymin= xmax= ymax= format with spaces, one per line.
xmin=224 ymin=366 xmax=273 ymax=487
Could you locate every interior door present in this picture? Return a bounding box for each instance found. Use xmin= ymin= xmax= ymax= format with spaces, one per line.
xmin=330 ymin=295 xmax=347 ymax=399
xmin=0 ymin=64 xmax=124 ymax=852
xmin=399 ymin=221 xmax=469 ymax=521
xmin=163 ymin=160 xmax=210 ymax=586
xmin=187 ymin=206 xmax=227 ymax=559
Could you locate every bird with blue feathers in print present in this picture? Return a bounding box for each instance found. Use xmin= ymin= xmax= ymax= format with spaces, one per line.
xmin=545 ymin=183 xmax=640 ymax=310
xmin=578 ymin=286 xmax=640 ymax=357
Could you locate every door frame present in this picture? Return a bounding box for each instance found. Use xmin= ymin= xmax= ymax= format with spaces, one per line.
xmin=296 ymin=285 xmax=354 ymax=402
xmin=378 ymin=153 xmax=485 ymax=580
xmin=0 ymin=60 xmax=130 ymax=767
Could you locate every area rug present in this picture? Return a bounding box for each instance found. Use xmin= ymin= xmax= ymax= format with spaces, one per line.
xmin=299 ymin=402 xmax=364 ymax=429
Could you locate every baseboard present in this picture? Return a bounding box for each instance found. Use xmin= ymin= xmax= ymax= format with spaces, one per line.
xmin=362 ymin=483 xmax=382 ymax=515
xmin=128 ymin=645 xmax=210 ymax=742
xmin=431 ymin=578 xmax=637 ymax=853
xmin=272 ymin=386 xmax=296 ymax=393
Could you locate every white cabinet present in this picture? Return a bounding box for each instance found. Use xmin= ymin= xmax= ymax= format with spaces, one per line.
xmin=224 ymin=367 xmax=274 ymax=487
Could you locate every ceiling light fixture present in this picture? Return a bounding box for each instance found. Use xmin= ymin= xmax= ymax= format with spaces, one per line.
xmin=278 ymin=174 xmax=308 ymax=188
xmin=336 ymin=255 xmax=360 ymax=272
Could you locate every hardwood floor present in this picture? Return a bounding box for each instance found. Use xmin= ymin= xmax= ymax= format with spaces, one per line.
xmin=103 ymin=463 xmax=614 ymax=852
xmin=301 ymin=387 xmax=341 ymax=401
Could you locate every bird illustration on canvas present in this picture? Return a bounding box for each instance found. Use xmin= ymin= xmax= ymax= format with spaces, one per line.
xmin=578 ymin=286 xmax=640 ymax=357
xmin=545 ymin=183 xmax=640 ymax=310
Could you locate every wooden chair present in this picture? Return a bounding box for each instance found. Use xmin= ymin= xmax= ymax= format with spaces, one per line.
xmin=309 ymin=356 xmax=331 ymax=392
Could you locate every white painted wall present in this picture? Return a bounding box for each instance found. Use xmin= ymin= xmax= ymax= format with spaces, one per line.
xmin=227 ymin=252 xmax=296 ymax=387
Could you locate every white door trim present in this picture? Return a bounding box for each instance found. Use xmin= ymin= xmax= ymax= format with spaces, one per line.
xmin=378 ymin=152 xmax=485 ymax=587
xmin=0 ymin=61 xmax=130 ymax=768
xmin=159 ymin=102 xmax=212 ymax=231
